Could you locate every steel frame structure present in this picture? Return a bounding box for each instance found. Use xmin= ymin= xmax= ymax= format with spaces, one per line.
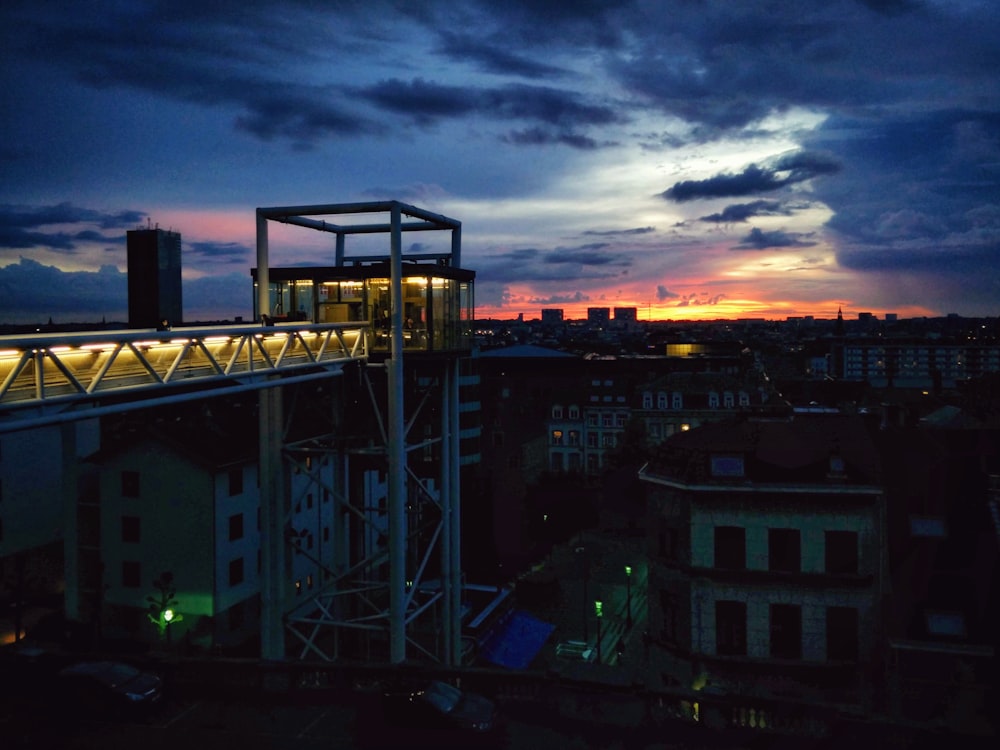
xmin=0 ymin=200 xmax=466 ymax=668
xmin=256 ymin=201 xmax=465 ymax=665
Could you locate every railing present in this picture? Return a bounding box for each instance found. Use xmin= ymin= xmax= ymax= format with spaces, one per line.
xmin=0 ymin=322 xmax=369 ymax=422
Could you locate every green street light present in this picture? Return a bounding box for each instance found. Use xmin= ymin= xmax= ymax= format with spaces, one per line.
xmin=625 ymin=565 xmax=633 ymax=629
xmin=595 ymin=600 xmax=604 ymax=663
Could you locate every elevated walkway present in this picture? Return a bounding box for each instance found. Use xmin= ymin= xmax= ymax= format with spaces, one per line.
xmin=0 ymin=322 xmax=368 ymax=433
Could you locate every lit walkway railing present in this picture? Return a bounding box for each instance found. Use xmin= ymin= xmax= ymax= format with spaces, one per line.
xmin=0 ymin=322 xmax=369 ymax=426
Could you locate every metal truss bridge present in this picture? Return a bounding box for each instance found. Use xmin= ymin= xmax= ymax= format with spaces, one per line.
xmin=0 ymin=322 xmax=368 ymax=434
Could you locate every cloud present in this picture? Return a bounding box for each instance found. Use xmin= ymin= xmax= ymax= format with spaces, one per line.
xmin=699 ymin=200 xmax=791 ymax=223
xmin=676 ymin=292 xmax=726 ymax=307
xmin=186 ymin=241 xmax=252 ymax=265
xmin=0 ymin=258 xmax=251 ymax=324
xmin=436 ymin=32 xmax=566 ymax=78
xmin=0 ymin=203 xmax=141 ymax=253
xmin=656 ymin=285 xmax=679 ymax=300
xmin=528 ymin=291 xmax=591 ymax=305
xmin=661 ymin=151 xmax=840 ymax=202
xmin=732 ymin=227 xmax=819 ymax=250
xmin=584 ymin=226 xmax=655 ymax=237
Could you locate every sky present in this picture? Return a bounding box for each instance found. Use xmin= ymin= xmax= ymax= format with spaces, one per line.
xmin=1 ymin=0 xmax=998 ymax=325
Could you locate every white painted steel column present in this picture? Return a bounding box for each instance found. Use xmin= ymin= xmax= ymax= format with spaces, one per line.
xmin=388 ymin=203 xmax=407 ymax=663
xmin=259 ymin=383 xmax=286 ymax=659
xmin=256 ymin=209 xmax=269 ymax=322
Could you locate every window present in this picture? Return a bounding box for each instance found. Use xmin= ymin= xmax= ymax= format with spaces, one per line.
xmin=660 ymin=591 xmax=679 ymax=644
xmin=587 ymin=454 xmax=599 ymax=473
xmin=551 ymin=430 xmax=564 ymax=445
xmin=616 ymin=414 xmax=626 ymax=428
xmin=768 ymin=528 xmax=801 ymax=572
xmin=492 ymin=431 xmax=504 ymax=448
xmin=551 ymin=453 xmax=564 ymax=471
xmin=307 ymin=493 xmax=314 ymax=510
xmin=228 ymin=468 xmax=243 ymax=496
xmin=602 ymin=433 xmax=616 ymax=448
xmin=569 ymin=453 xmax=581 ymax=470
xmin=552 ymin=405 xmax=563 ymax=419
xmin=323 ymin=526 xmax=330 ymax=542
xmin=568 ymin=405 xmax=579 ymax=420
xmin=587 ymin=433 xmax=598 ymax=448
xmin=825 ymin=530 xmax=859 ymax=574
xmin=121 ymin=516 xmax=140 ymax=543
xmin=121 ymin=470 xmax=140 ymax=498
xmin=716 ymin=600 xmax=747 ymax=655
xmin=587 ymin=414 xmax=598 ymax=427
xmin=658 ymin=521 xmax=677 ymax=560
xmin=739 ymin=391 xmax=750 ymax=407
xmin=709 ymin=392 xmax=720 ymax=408
xmin=826 ymin=606 xmax=859 ymax=661
xmin=657 ymin=392 xmax=668 ymax=409
xmin=229 ymin=601 xmax=245 ymax=632
xmin=770 ymin=604 xmax=802 ymax=659
xmin=643 ymin=392 xmax=653 ymax=409
xmin=229 ymin=557 xmax=244 ymax=586
xmin=724 ymin=391 xmax=735 ymax=408
xmin=122 ymin=560 xmax=141 ymax=588
xmin=228 ymin=513 xmax=244 ymax=542
xmin=568 ymin=430 xmax=580 ymax=446
xmin=714 ymin=526 xmax=746 ymax=569
xmin=650 ymin=423 xmax=661 ymax=439
xmin=602 ymin=413 xmax=613 ymax=427
xmin=710 ymin=455 xmax=744 ymax=477
xmin=672 ymin=392 xmax=683 ymax=409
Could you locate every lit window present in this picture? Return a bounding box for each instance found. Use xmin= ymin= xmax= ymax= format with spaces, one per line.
xmin=551 ymin=430 xmax=564 ymax=445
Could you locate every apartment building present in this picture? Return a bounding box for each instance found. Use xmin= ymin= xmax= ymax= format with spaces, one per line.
xmin=639 ymin=415 xmax=886 ymax=706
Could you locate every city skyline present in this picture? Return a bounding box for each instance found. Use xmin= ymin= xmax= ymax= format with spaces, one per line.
xmin=1 ymin=1 xmax=999 ymax=325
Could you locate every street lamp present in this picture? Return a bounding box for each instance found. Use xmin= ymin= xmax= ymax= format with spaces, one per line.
xmin=595 ymin=600 xmax=604 ymax=663
xmin=624 ymin=565 xmax=633 ymax=629
xmin=575 ymin=546 xmax=589 ymax=643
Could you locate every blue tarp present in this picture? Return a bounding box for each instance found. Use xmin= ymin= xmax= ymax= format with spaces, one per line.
xmin=479 ymin=610 xmax=555 ymax=669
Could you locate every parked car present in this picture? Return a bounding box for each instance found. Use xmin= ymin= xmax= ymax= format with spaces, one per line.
xmin=381 ymin=679 xmax=497 ymax=733
xmin=56 ymin=660 xmax=163 ymax=715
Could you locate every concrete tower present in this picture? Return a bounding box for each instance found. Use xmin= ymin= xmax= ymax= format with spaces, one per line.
xmin=127 ymin=227 xmax=182 ymax=328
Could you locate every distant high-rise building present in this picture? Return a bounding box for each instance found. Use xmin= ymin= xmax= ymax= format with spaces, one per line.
xmin=541 ymin=308 xmax=564 ymax=325
xmin=613 ymin=307 xmax=637 ymax=322
xmin=127 ymin=227 xmax=182 ymax=328
xmin=587 ymin=307 xmax=610 ymax=326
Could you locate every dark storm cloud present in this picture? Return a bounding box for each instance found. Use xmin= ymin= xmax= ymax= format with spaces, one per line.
xmin=0 ymin=203 xmax=140 ymax=252
xmin=0 ymin=258 xmax=126 ymax=321
xmin=543 ymin=244 xmax=628 ymax=267
xmin=502 ymin=128 xmax=603 ymax=150
xmin=187 ymin=241 xmax=252 ymax=264
xmin=474 ymin=242 xmax=631 ymax=285
xmin=0 ymin=258 xmax=251 ymax=324
xmin=436 ymin=32 xmax=565 ymax=78
xmin=662 ymin=152 xmax=840 ymax=202
xmin=0 ymin=203 xmax=144 ymax=230
xmin=733 ymin=227 xmax=818 ymax=250
xmin=803 ymin=109 xmax=1000 ymax=308
xmin=358 ymin=79 xmax=622 ymax=130
xmin=614 ymin=0 xmax=1000 ymax=133
xmin=700 ymin=200 xmax=790 ymax=223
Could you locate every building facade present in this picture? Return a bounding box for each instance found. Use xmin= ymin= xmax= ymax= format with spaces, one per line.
xmin=639 ymin=415 xmax=886 ymax=706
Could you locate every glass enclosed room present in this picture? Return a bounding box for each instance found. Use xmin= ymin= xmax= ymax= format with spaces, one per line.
xmin=251 ymin=261 xmax=475 ymax=354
